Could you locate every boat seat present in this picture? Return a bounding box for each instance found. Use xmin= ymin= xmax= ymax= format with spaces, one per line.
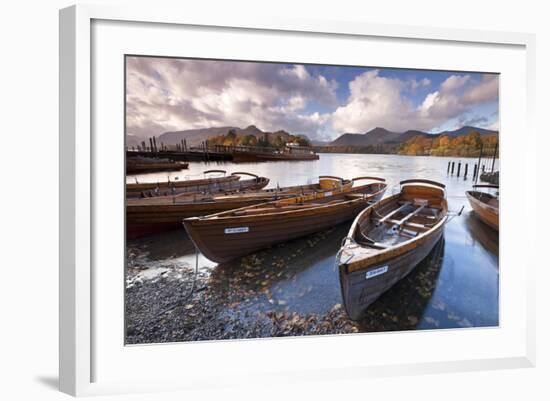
xmin=385 ymin=219 xmax=431 ymax=230
xmin=345 ymin=193 xmax=366 ymax=200
xmin=399 ymin=228 xmax=419 ymax=238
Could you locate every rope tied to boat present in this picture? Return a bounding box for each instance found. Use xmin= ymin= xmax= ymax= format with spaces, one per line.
xmin=334 ymin=236 xmax=356 ymax=271
xmin=139 ymin=245 xmax=201 ymax=327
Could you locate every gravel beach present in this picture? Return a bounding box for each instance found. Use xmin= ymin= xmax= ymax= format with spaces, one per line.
xmin=125 ymin=226 xmax=455 ymax=344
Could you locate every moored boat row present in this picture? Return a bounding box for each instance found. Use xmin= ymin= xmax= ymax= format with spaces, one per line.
xmin=127 ymin=175 xmax=374 ymax=238
xmin=126 ymin=171 xmax=497 ymax=322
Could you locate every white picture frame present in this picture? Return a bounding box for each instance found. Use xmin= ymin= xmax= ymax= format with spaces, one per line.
xmin=59 ymin=4 xmax=536 ymax=397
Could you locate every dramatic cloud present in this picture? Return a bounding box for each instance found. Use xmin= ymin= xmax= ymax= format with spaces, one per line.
xmin=126 ymin=57 xmax=337 ymax=139
xmin=463 ymin=74 xmax=499 ymax=104
xmin=332 ymin=71 xmax=498 ymax=134
xmin=332 ymin=70 xmax=417 ymax=133
xmin=126 ymin=57 xmax=499 ymax=141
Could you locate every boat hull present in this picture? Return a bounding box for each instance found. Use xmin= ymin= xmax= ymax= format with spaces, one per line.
xmin=338 ymin=180 xmax=448 ymax=321
xmin=466 ymin=191 xmax=498 ymax=231
xmin=127 ymin=198 xmax=272 ymax=239
xmin=184 ymin=189 xmax=385 ymax=263
xmin=339 ymin=229 xmax=444 ymax=321
xmin=126 ymin=162 xmax=189 ymax=174
xmin=126 ymin=179 xmax=270 ymax=238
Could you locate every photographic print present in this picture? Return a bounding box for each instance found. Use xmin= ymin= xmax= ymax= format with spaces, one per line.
xmin=125 ymin=56 xmax=499 ymax=344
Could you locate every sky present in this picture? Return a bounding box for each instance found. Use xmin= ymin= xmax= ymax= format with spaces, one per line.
xmin=126 ymin=56 xmax=499 ymax=142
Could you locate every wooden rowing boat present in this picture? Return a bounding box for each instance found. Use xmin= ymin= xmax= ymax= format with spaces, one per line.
xmin=337 ymin=179 xmax=448 ymax=320
xmin=183 ymin=177 xmax=387 ymax=263
xmin=127 ymin=176 xmax=356 ymax=239
xmin=126 ymin=170 xmax=267 ymax=198
xmin=466 ymin=184 xmax=499 ymax=231
xmin=126 ymin=157 xmax=189 ymax=174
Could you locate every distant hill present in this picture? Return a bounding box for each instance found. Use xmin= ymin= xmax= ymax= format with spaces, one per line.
xmin=155 ymin=125 xmax=307 ymax=147
xmin=329 ymin=126 xmax=497 ymax=147
xmin=330 ymin=127 xmax=402 ymax=147
xmin=157 ymin=126 xmax=240 ymax=147
xmin=437 ymin=125 xmax=498 ymax=138
xmin=207 ymin=126 xmax=311 ymax=147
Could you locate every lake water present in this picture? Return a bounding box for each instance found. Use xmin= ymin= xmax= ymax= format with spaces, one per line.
xmin=126 ymin=153 xmax=499 ymax=339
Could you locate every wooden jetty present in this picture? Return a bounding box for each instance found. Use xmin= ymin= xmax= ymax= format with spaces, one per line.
xmin=128 ymin=134 xmax=322 ymax=162
xmin=127 ymin=149 xmax=231 ymax=162
xmin=183 ymin=178 xmax=387 ymax=263
xmin=465 ymin=184 xmax=499 ymax=231
xmin=209 ymin=144 xmax=320 ymax=162
xmin=337 ymin=179 xmax=448 ymax=320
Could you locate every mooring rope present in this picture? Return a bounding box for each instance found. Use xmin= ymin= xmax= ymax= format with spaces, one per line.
xmin=139 ymin=246 xmax=201 ymax=327
xmin=334 ymin=236 xmax=355 ymax=271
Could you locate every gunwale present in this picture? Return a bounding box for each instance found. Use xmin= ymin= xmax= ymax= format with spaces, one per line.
xmin=186 ymin=180 xmax=387 ymax=225
xmin=126 ymin=170 xmax=239 ymax=192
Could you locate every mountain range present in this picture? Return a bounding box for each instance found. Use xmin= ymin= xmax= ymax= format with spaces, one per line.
xmin=155 ymin=125 xmax=299 ymax=147
xmin=127 ymin=124 xmax=498 ymax=149
xmin=328 ymin=126 xmax=498 ymax=147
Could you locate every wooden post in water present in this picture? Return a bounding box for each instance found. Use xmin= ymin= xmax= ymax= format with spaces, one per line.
xmin=457 ymin=161 xmax=461 ymax=177
xmin=475 ymin=143 xmax=483 ymax=184
xmin=451 ymin=161 xmax=455 ymax=175
xmin=473 ymin=163 xmax=477 ymax=179
xmin=447 ymin=161 xmax=451 ymax=174
xmin=152 ymin=136 xmax=157 ymax=154
xmin=184 ymin=139 xmax=188 ymax=152
xmin=464 ymin=163 xmax=468 ymax=179
xmin=149 ymin=138 xmax=154 ymax=153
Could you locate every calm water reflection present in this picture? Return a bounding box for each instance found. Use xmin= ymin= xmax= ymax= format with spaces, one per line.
xmin=127 ymin=154 xmax=499 ymax=330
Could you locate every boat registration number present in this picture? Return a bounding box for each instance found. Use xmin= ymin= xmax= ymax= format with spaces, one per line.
xmin=365 ymin=266 xmax=388 ymax=280
xmin=224 ymin=227 xmax=249 ymax=234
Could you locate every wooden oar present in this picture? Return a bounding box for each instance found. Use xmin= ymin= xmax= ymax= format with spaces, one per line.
xmin=375 ymin=202 xmax=411 ymax=226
